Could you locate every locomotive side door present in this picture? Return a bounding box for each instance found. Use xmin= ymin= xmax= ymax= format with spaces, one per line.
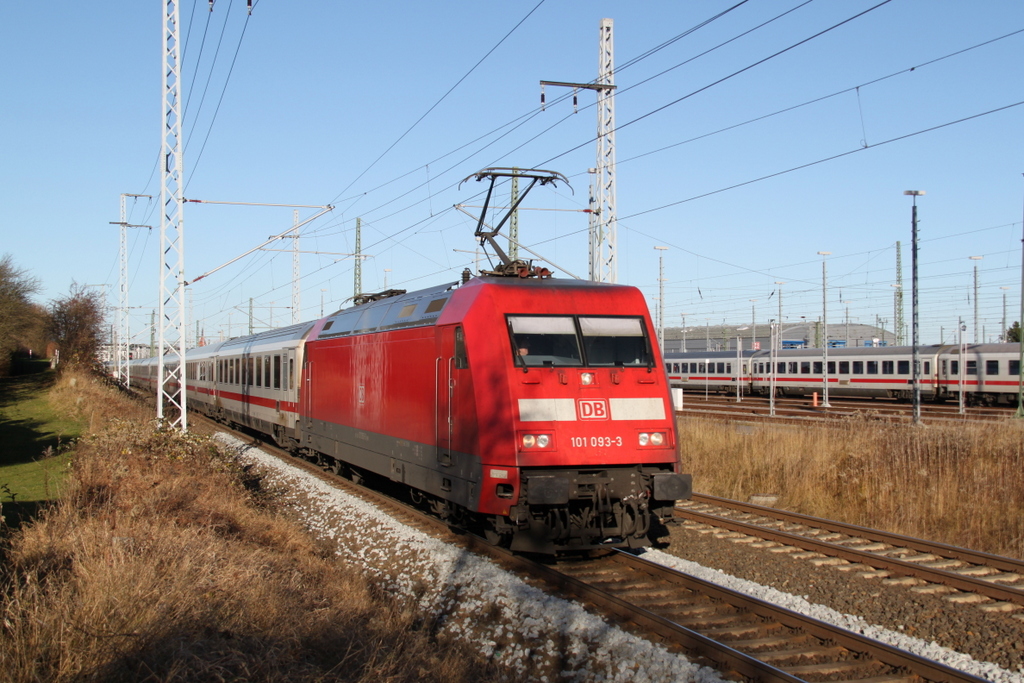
xmin=436 ymin=326 xmax=457 ymax=468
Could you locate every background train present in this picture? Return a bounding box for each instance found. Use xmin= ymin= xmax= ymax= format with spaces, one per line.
xmin=665 ymin=344 xmax=1024 ymax=406
xmin=126 ymin=274 xmax=691 ymax=554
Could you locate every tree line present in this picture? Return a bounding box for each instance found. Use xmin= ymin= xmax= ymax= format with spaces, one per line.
xmin=0 ymin=254 xmax=106 ymax=377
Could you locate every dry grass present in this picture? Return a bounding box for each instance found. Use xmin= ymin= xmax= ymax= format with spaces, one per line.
xmin=679 ymin=415 xmax=1024 ymax=559
xmin=1 ymin=372 xmax=491 ymax=682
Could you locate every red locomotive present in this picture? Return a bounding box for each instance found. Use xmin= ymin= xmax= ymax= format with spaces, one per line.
xmin=130 ymin=169 xmax=691 ymax=553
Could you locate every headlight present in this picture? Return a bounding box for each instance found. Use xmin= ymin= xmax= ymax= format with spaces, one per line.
xmin=638 ymin=432 xmax=666 ymax=447
xmin=580 ymin=372 xmax=594 ymax=386
xmin=521 ymin=433 xmax=552 ymax=449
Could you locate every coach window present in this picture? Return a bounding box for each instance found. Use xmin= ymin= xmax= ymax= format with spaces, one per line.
xmin=247 ymin=358 xmax=254 ymax=385
xmin=839 ymin=361 xmax=849 ymax=374
xmin=264 ymin=357 xmax=272 ymax=387
xmin=778 ymin=362 xmax=786 ymax=374
xmin=898 ymin=360 xmax=910 ymax=374
xmin=274 ymin=355 xmax=282 ymax=389
xmin=987 ymin=360 xmax=999 ymax=375
xmin=282 ymin=358 xmax=288 ymax=391
xmin=454 ymin=326 xmax=468 ymax=369
xmin=924 ymin=361 xmax=931 ymax=374
xmin=951 ymin=360 xmax=959 ymax=375
xmin=1011 ymin=360 xmax=1021 ymax=376
xmin=698 ymin=362 xmax=705 ymax=373
xmin=788 ymin=362 xmax=797 ymax=374
xmin=852 ymin=361 xmax=863 ymax=375
xmin=882 ymin=360 xmax=894 ymax=375
xmin=800 ymin=362 xmax=811 ymax=374
xmin=966 ymin=360 xmax=977 ymax=376
xmin=255 ymin=356 xmax=262 ymax=387
xmin=827 ymin=361 xmax=835 ymax=374
xmin=813 ymin=362 xmax=822 ymax=374
xmin=290 ymin=358 xmax=295 ymax=389
xmin=720 ymin=363 xmax=727 ymax=374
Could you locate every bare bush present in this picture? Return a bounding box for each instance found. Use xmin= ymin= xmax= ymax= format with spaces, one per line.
xmin=0 ymin=254 xmax=44 ymax=375
xmin=49 ymin=284 xmax=106 ymax=371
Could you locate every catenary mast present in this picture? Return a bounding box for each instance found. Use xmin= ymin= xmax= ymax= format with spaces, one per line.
xmin=159 ymin=0 xmax=187 ymax=430
xmin=541 ymin=18 xmax=617 ymax=282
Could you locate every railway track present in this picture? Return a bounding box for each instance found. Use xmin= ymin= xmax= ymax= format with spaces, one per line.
xmin=674 ymin=392 xmax=1013 ymax=424
xmin=678 ymin=494 xmax=1024 ymax=612
xmin=202 ymin=418 xmax=992 ymax=683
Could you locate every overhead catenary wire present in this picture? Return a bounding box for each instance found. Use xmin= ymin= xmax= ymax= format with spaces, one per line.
xmin=177 ymin=3 xmax=1020 ymax=337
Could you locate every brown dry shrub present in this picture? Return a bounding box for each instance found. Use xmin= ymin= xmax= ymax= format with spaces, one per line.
xmin=1 ymin=415 xmax=491 ymax=682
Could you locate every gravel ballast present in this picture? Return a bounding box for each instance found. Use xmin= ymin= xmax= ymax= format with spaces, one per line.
xmin=216 ymin=433 xmax=1023 ymax=682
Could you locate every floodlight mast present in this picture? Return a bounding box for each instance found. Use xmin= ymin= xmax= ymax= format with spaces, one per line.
xmin=459 ymin=168 xmax=569 ymax=277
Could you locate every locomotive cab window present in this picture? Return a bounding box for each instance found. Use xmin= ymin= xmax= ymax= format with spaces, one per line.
xmin=454 ymin=326 xmax=468 ymax=369
xmin=578 ymin=316 xmax=650 ymax=367
xmin=508 ymin=316 xmax=582 ymax=367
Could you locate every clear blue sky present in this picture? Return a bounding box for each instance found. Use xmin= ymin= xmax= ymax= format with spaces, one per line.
xmin=2 ymin=0 xmax=1022 ymax=346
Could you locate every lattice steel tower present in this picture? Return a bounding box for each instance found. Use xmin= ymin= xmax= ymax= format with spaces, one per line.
xmin=593 ymin=18 xmax=617 ymax=283
xmin=509 ymin=169 xmax=520 ymax=261
xmin=541 ymin=18 xmax=617 ymax=283
xmin=159 ymin=0 xmax=187 ymax=430
xmin=114 ymin=193 xmax=150 ymax=388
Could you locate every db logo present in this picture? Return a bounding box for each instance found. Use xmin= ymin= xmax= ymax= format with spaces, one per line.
xmin=578 ymin=398 xmax=609 ymax=420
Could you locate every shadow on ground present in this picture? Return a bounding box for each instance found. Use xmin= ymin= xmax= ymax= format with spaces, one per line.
xmin=0 ymin=368 xmax=64 ymax=469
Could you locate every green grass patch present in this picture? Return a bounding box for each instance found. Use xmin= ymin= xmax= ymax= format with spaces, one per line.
xmin=0 ymin=370 xmax=80 ymax=504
